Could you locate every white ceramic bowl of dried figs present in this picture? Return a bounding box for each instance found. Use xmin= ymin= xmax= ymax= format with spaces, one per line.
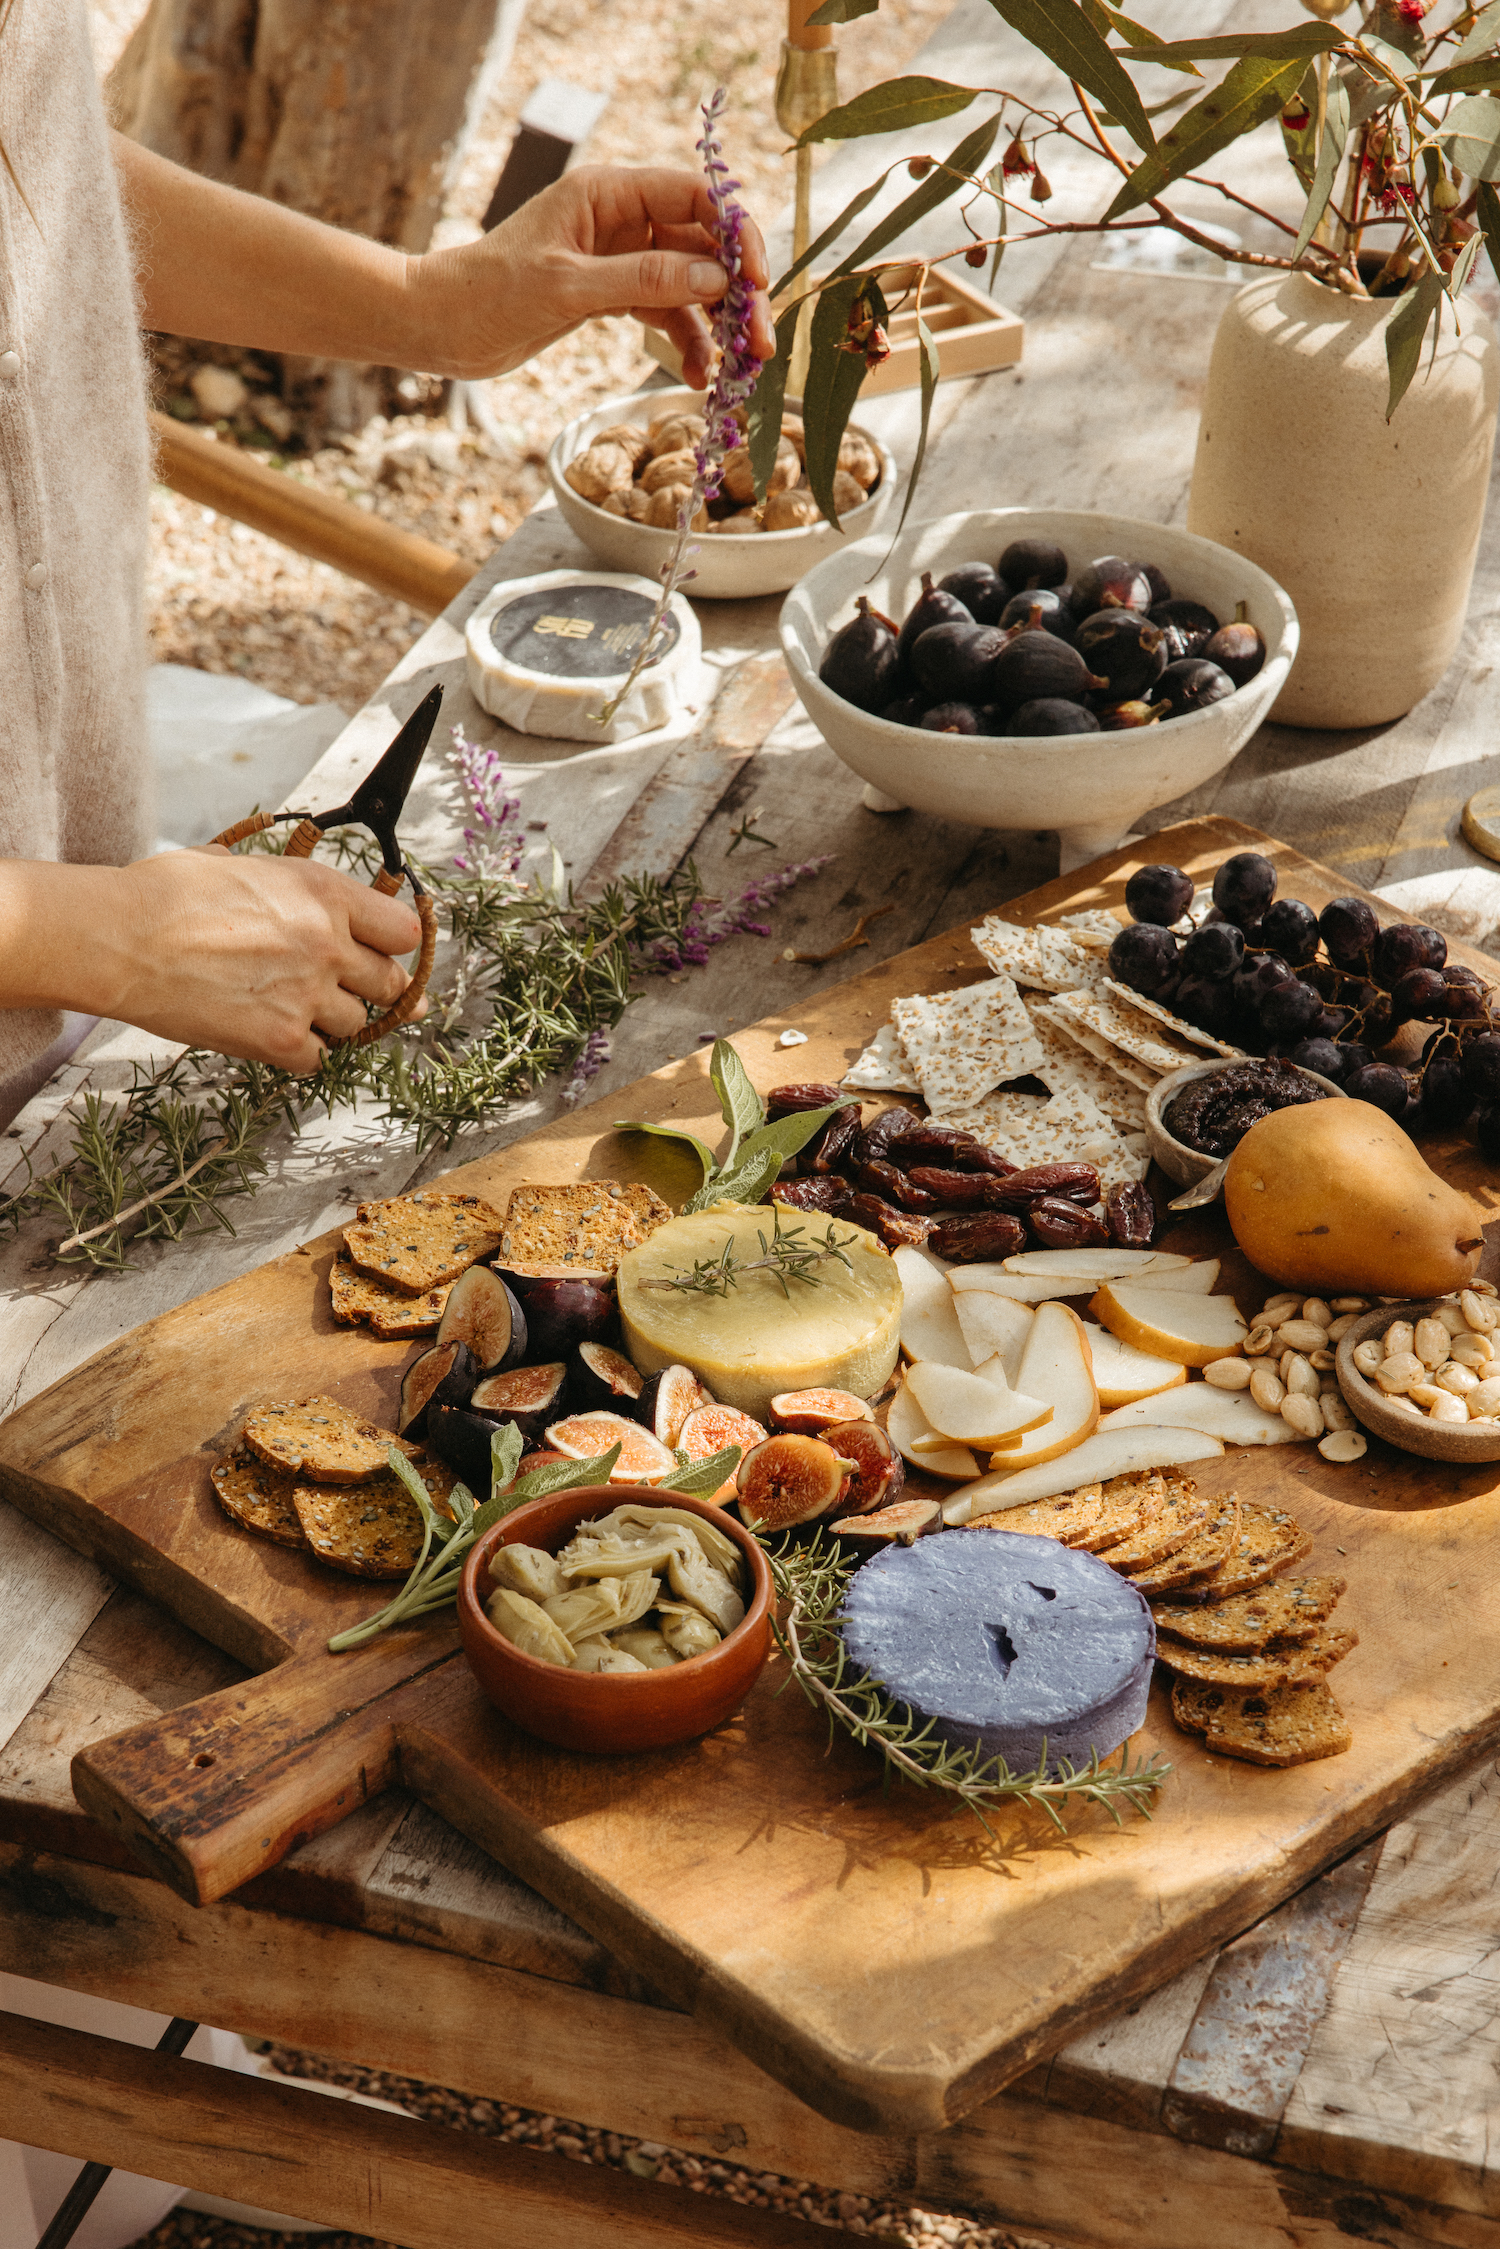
xmin=547 ymin=385 xmax=896 ymax=599
xmin=1335 ymin=1287 xmax=1500 ymax=1462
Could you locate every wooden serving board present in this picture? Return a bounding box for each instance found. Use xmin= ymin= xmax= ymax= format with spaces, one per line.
xmin=5 ymin=814 xmax=1500 ymax=2143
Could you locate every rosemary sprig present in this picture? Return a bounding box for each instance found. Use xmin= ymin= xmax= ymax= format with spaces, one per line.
xmin=641 ymin=1209 xmax=858 ymax=1300
xmin=763 ymin=1532 xmax=1171 ymax=1838
xmin=327 ymin=1429 xmax=746 ymax=1653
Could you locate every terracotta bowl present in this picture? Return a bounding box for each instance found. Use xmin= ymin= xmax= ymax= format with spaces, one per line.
xmin=1145 ymin=1056 xmax=1346 ymax=1187
xmin=1335 ymin=1299 xmax=1500 ymax=1464
xmin=458 ymin=1483 xmax=773 ymax=1754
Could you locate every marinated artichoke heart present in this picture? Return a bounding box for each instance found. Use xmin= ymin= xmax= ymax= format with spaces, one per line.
xmin=486 ymin=1587 xmax=577 ymax=1667
xmin=611 ymin=1626 xmax=681 ymax=1670
xmin=656 ymin=1599 xmax=722 ymax=1658
xmin=488 ymin=1542 xmax=564 ymax=1602
xmin=542 ymin=1567 xmax=658 ymax=1643
xmin=590 ymin=1501 xmax=743 ymax=1580
xmin=665 ymin=1538 xmax=744 ymax=1635
xmin=572 ymin=1635 xmax=651 ymax=1674
xmin=486 ymin=1503 xmax=745 ymax=1674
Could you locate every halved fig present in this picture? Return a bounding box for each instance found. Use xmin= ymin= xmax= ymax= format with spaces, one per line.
xmin=820 ymin=1419 xmax=903 ymax=1515
xmin=829 ymin=1498 xmax=939 ymax=1548
xmin=471 ymin=1362 xmax=569 ymax=1445
xmin=638 ymin=1363 xmax=707 ymax=1449
xmin=573 ymin=1341 xmax=645 ymax=1416
xmin=437 ymin=1266 xmax=527 ymax=1375
xmin=498 ymin=1271 xmax=615 ymax=1361
xmin=517 ymin=1449 xmax=571 ymax=1478
xmin=677 ymin=1402 xmax=769 ymax=1503
xmin=427 ymin=1402 xmax=502 ymax=1497
xmin=769 ymin=1388 xmax=873 ymax=1436
xmin=735 ymin=1434 xmax=852 ymax=1532
xmin=545 ymin=1410 xmax=676 ymax=1483
xmin=398 ymin=1339 xmax=478 ymax=1436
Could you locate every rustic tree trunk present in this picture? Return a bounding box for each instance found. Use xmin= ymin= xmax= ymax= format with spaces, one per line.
xmin=107 ymin=0 xmax=526 ymax=432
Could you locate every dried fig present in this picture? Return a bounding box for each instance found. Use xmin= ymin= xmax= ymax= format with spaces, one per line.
xmin=710 ymin=511 xmax=763 ymax=533
xmin=780 ymin=414 xmax=807 ymax=460
xmin=564 ymin=441 xmax=636 ymax=504
xmin=722 ymin=440 xmax=798 ymax=505
xmin=645 ymin=484 xmax=708 ymax=530
xmin=831 ymin=468 xmax=868 ymax=517
xmin=592 ymin=423 xmax=652 ymax=474
xmin=838 ymin=432 xmax=881 ymax=490
xmin=763 ymin=489 xmax=821 ymax=531
xmin=736 ymin=1433 xmax=852 ymax=1530
xmin=647 ymin=412 xmax=706 ymax=457
xmin=641 ymin=448 xmax=700 ymax=495
xmin=926 ymin=1211 xmax=1027 ymax=1263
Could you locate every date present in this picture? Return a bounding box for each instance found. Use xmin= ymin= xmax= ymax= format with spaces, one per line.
xmin=1106 ymin=1180 xmax=1157 ymax=1248
xmin=985 ymin=1162 xmax=1102 ymax=1211
xmin=884 ymin=1124 xmax=1015 ymax=1177
xmin=771 ymin=1176 xmax=853 ymax=1215
xmin=845 ymin=1192 xmax=933 ymax=1250
xmin=854 ymin=1105 xmax=923 ymax=1168
xmin=858 ymin=1159 xmax=939 ymax=1212
xmin=808 ymin=1102 xmax=863 ymax=1176
xmin=926 ymin=1211 xmax=1027 ymax=1263
xmin=905 ymin=1166 xmax=1014 ymax=1211
xmin=1029 ymin=1197 xmax=1112 ymax=1250
xmin=766 ymin=1082 xmax=845 ymax=1118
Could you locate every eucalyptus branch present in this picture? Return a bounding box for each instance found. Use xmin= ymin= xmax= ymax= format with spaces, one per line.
xmin=762 ymin=1534 xmax=1171 ymax=1839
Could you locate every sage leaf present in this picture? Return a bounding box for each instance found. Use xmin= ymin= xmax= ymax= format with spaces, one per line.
xmin=802 ymin=274 xmax=880 ymax=524
xmin=387 ymin=1446 xmax=448 ymax=1539
xmin=824 ymin=110 xmax=1003 ymax=283
xmin=734 ymin=1105 xmax=845 ymax=1172
xmin=1105 ymin=54 xmax=1309 ymax=219
xmin=1292 ymin=68 xmax=1349 ymax=262
xmin=808 ymin=0 xmax=879 ymax=21
xmin=490 ymin=1420 xmax=525 ymax=1500
xmin=987 ymin=0 xmax=1157 ymax=152
xmin=685 ymin=1143 xmax=786 ymax=1214
xmin=1435 ymin=0 xmax=1500 ymax=76
xmin=1385 ymin=266 xmax=1444 ymax=418
xmin=658 ymin=1445 xmax=743 ymax=1495
xmin=1441 ymin=93 xmax=1500 ymax=181
xmin=612 ymin=1117 xmax=718 ymax=1191
xmin=473 ymin=1444 xmax=624 ymax=1535
xmin=894 ymin=312 xmax=941 ymax=540
xmin=1120 ymin=26 xmax=1343 ymax=62
xmin=797 ymin=76 xmax=977 ymax=145
xmin=710 ymin=1036 xmax=765 ymax=1171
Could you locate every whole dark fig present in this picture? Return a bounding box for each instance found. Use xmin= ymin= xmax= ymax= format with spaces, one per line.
xmin=911 ymin=620 xmax=1007 ymax=701
xmin=999 ymin=587 xmax=1077 ymax=643
xmin=1141 ymin=561 xmax=1172 ymax=608
xmin=898 ymin=571 xmax=973 ymax=666
xmin=919 ymin=701 xmax=984 ymax=733
xmin=938 ymin=562 xmax=1007 ymax=624
xmin=1150 ymin=598 xmax=1219 ymax=660
xmin=1157 ymin=657 xmax=1234 ymax=717
xmin=1099 ymin=697 xmax=1169 ymax=729
xmin=819 ymin=595 xmax=901 ymax=713
xmin=1076 ymin=610 xmax=1167 ymax=698
xmin=990 ymin=629 xmax=1104 ymax=715
xmin=997 ymin=536 xmax=1069 ymax=592
xmin=1005 ymin=697 xmax=1099 ymax=736
xmin=1201 ymin=601 xmax=1266 ymax=686
xmin=1070 ymin=554 xmax=1152 ymax=617
xmin=880 ymin=695 xmax=923 ymax=727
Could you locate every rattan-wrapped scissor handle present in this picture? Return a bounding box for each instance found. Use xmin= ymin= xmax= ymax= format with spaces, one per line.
xmin=209 ymin=816 xmax=435 ymax=1046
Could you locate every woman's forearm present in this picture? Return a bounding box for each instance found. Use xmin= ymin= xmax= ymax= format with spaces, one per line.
xmin=0 ymin=862 xmax=135 ymax=1017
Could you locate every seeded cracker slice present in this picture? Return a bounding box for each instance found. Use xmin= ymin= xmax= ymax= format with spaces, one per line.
xmin=293 ymin=1457 xmax=459 ymax=1580
xmin=1031 ymin=998 xmax=1161 ymax=1099
xmin=1192 ymin=1502 xmax=1312 ymax=1599
xmin=1100 ymin=1478 xmax=1209 ymax=1573
xmin=344 ymin=1192 xmax=504 ymax=1298
xmin=890 ymin=976 xmax=1044 ymax=1114
xmin=843 ymin=1021 xmax=921 ymax=1094
xmin=1173 ymin=1676 xmax=1353 ymax=1766
xmin=330 ymin=1252 xmax=451 ymax=1339
xmin=970 ymin=916 xmax=1098 ymax=994
xmin=1155 ymin=1625 xmax=1357 ymax=1690
xmin=1152 ymin=1575 xmax=1347 ymax=1651
xmin=1125 ymin=1495 xmax=1241 ymax=1595
xmin=499 ymin=1181 xmax=670 ymax=1276
xmin=1103 ymin=978 xmax=1246 ymax=1062
xmin=242 ymin=1396 xmax=419 ymax=1485
xmin=1076 ymin=1471 xmax=1166 ymax=1553
xmin=211 ymin=1443 xmax=307 ymax=1548
xmin=1048 ymin=984 xmax=1205 ymax=1077
xmin=967 ymin=1487 xmax=1106 ymax=1544
xmin=1020 ymin=999 xmax=1148 ymax=1129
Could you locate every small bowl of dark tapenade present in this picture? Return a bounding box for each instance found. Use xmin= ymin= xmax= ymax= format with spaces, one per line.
xmin=1147 ymin=1056 xmax=1345 ymax=1186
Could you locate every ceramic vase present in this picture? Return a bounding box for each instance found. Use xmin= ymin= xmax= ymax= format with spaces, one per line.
xmin=1187 ymin=270 xmax=1499 ymax=729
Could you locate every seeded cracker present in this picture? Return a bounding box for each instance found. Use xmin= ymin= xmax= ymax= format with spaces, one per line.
xmin=1153 ymin=1575 xmax=1347 ymax=1651
xmin=1172 ymin=1676 xmax=1353 ymax=1766
xmin=1102 ymin=1478 xmax=1211 ymax=1573
xmin=499 ymin=1181 xmax=670 ymax=1275
xmin=1057 ymin=910 xmax=1123 ymax=943
xmin=970 ymin=916 xmax=1098 ymax=994
xmin=967 ymin=1487 xmax=1105 ymax=1544
xmin=890 ymin=977 xmax=1044 ymax=1114
xmin=1019 ymin=998 xmax=1148 ymax=1130
xmin=1077 ymin=1471 xmax=1167 ymax=1552
xmin=1156 ymin=1625 xmax=1357 ymax=1690
xmin=1193 ymin=1501 xmax=1312 ymax=1598
xmin=1030 ymin=997 xmax=1160 ymax=1099
xmin=242 ymin=1396 xmax=418 ymax=1485
xmin=842 ymin=1020 xmax=920 ymax=1094
xmin=344 ymin=1192 xmax=504 ymax=1298
xmin=1049 ymin=985 xmax=1204 ymax=1077
xmin=1125 ymin=1495 xmax=1241 ymax=1594
xmin=293 ymin=1456 xmax=459 ymax=1580
xmin=330 ymin=1252 xmax=450 ymax=1339
xmin=211 ymin=1443 xmax=306 ymax=1548
xmin=1103 ymin=978 xmax=1246 ymax=1061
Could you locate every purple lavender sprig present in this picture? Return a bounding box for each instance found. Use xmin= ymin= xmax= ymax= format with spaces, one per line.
xmin=643 ymin=854 xmax=833 ymax=972
xmin=594 ymin=87 xmax=763 ymax=727
xmin=448 ymin=723 xmax=524 ymax=883
xmin=560 ymin=1025 xmax=611 ymax=1108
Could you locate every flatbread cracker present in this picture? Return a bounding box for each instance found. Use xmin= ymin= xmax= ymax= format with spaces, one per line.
xmin=1152 ymin=1575 xmax=1346 ymax=1651
xmin=970 ymin=917 xmax=1098 ymax=994
xmin=1055 ymin=910 xmax=1123 ymax=943
xmin=1156 ymin=1625 xmax=1357 ymax=1690
xmin=891 ymin=977 xmax=1045 ymax=1113
xmin=1103 ymin=978 xmax=1246 ymax=1061
xmin=1031 ymin=998 xmax=1161 ymax=1099
xmin=1191 ymin=1502 xmax=1312 ymax=1598
xmin=1172 ymin=1676 xmax=1353 ymax=1766
xmin=345 ymin=1192 xmax=504 ymax=1298
xmin=211 ymin=1443 xmax=306 ymax=1548
xmin=1021 ymin=999 xmax=1148 ymax=1128
xmin=1101 ymin=1478 xmax=1211 ymax=1574
xmin=1076 ymin=1471 xmax=1167 ymax=1553
xmin=1125 ymin=1495 xmax=1241 ymax=1595
xmin=242 ymin=1396 xmax=418 ymax=1485
xmin=293 ymin=1456 xmax=459 ymax=1580
xmin=842 ymin=1021 xmax=920 ymax=1093
xmin=330 ymin=1253 xmax=451 ymax=1339
xmin=1048 ymin=985 xmax=1203 ymax=1077
xmin=967 ymin=1487 xmax=1106 ymax=1545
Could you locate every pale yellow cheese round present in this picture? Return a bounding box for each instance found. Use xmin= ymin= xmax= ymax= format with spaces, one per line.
xmin=617 ymin=1203 xmax=902 ymax=1421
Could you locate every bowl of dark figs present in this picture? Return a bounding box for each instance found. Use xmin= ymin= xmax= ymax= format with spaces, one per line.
xmin=779 ymin=508 xmax=1297 ymax=866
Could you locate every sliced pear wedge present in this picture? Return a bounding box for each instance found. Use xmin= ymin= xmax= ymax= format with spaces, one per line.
xmin=966 ymin=1301 xmax=1100 ymax=1472
xmin=942 ymin=1425 xmax=1225 ymax=1522
xmin=1091 ymin=1282 xmax=1247 ymax=1367
xmin=1098 ymin=1388 xmax=1301 ymax=1444
xmin=952 ymin=1290 xmax=1033 ymax=1385
xmin=1000 ymin=1248 xmax=1192 ymax=1281
xmin=893 ymin=1245 xmax=974 ymax=1368
xmin=906 ymin=1360 xmax=1053 ymax=1447
xmin=1131 ymin=1258 xmax=1220 ymax=1294
xmin=886 ymin=1379 xmax=980 ymax=1481
xmin=1082 ymin=1322 xmax=1187 ymax=1408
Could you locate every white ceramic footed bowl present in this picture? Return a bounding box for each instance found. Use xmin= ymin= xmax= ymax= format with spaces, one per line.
xmin=779 ymin=508 xmax=1298 ymax=865
xmin=547 ymin=386 xmax=896 ymax=600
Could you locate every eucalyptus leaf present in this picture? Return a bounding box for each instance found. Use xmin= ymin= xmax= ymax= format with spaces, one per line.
xmin=808 ymin=0 xmax=878 ymax=21
xmin=1439 ymin=0 xmax=1500 ymax=74
xmin=771 ymin=176 xmax=887 ymax=299
xmin=1098 ymin=4 xmax=1201 ymax=75
xmin=612 ymin=1116 xmax=718 ymax=1190
xmin=893 ymin=312 xmax=941 ymax=539
xmin=988 ymin=163 xmax=1008 ymax=289
xmin=1371 ymin=2 xmax=1424 ymax=60
xmin=1440 ymin=93 xmax=1500 ymax=180
xmin=1385 ymin=266 xmax=1444 ymax=418
xmin=1477 ymin=179 xmax=1500 ymax=282
xmin=1357 ymin=33 xmax=1418 ymax=82
xmin=1119 ymin=26 xmax=1342 ymax=62
xmin=1292 ymin=68 xmax=1349 ymax=261
xmin=685 ymin=1143 xmax=787 ymax=1214
xmin=1428 ymin=55 xmax=1500 ymax=93
xmin=802 ymin=274 xmax=879 ymax=524
xmin=986 ymin=0 xmax=1157 ymax=151
xmin=1105 ymin=54 xmax=1309 ymax=219
xmin=1449 ymin=229 xmax=1485 ymax=299
xmin=797 ymin=76 xmax=978 ymax=145
xmin=710 ymin=1036 xmax=765 ymax=1171
xmin=734 ymin=1104 xmax=844 ymax=1171
xmin=824 ymin=110 xmax=1004 ymax=283
xmin=658 ymin=1445 xmax=744 ymax=1495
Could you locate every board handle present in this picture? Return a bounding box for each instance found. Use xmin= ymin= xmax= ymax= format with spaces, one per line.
xmin=71 ymin=1629 xmax=461 ymax=1907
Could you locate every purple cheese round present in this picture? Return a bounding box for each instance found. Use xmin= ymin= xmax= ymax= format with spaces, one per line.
xmin=840 ymin=1530 xmax=1155 ymax=1770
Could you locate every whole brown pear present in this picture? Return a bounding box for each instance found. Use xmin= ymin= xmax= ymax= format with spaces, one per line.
xmin=1223 ymin=1099 xmax=1485 ymax=1295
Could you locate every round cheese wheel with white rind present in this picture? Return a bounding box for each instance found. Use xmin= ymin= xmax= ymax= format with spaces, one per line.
xmin=841 ymin=1530 xmax=1154 ymax=1771
xmin=464 ymin=567 xmax=702 ymax=744
xmin=617 ymin=1204 xmax=901 ymax=1422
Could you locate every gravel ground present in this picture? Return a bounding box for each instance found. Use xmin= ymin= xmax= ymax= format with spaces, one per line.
xmin=120 ymin=0 xmax=948 ymax=711
xmin=119 ymin=2044 xmax=1059 ymax=2249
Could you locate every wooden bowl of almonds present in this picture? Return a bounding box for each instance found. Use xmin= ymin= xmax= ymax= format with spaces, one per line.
xmin=1334 ymin=1287 xmax=1500 ymax=1462
xmin=547 ymin=385 xmax=896 ymax=599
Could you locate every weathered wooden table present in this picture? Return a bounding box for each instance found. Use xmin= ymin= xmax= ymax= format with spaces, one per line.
xmin=8 ymin=0 xmax=1500 ymax=2237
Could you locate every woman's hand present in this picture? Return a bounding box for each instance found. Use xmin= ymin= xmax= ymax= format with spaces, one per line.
xmin=412 ymin=165 xmax=776 ymax=389
xmin=0 ymin=852 xmax=425 ymax=1072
